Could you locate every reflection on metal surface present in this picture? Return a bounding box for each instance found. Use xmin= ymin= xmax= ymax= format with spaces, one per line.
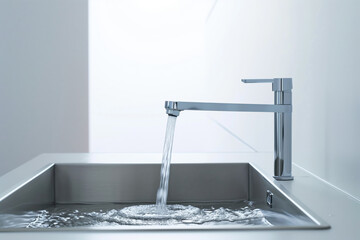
xmin=266 ymin=190 xmax=274 ymax=208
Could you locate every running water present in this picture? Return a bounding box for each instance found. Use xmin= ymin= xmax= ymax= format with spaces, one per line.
xmin=156 ymin=115 xmax=177 ymax=209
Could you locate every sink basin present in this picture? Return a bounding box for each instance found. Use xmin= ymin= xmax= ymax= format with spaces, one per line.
xmin=0 ymin=163 xmax=329 ymax=231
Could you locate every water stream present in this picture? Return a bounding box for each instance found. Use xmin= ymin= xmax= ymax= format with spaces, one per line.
xmin=156 ymin=115 xmax=177 ymax=209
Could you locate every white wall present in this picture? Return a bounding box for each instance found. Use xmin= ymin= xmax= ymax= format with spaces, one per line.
xmin=205 ymin=0 xmax=360 ymax=198
xmin=0 ymin=0 xmax=89 ymax=176
xmin=89 ymin=0 xmax=257 ymax=154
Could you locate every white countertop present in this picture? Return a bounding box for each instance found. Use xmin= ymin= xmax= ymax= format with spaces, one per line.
xmin=0 ymin=153 xmax=359 ymax=239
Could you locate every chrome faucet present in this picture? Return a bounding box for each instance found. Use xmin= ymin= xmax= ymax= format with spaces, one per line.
xmin=165 ymin=78 xmax=293 ymax=181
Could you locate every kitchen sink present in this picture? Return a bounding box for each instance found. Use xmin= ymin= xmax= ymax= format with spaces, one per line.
xmin=0 ymin=163 xmax=329 ymax=231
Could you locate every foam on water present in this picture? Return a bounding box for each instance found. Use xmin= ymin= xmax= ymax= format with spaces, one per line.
xmin=118 ymin=204 xmax=269 ymax=225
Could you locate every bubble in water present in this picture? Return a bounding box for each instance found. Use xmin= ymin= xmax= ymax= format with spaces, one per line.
xmin=119 ymin=204 xmax=201 ymax=220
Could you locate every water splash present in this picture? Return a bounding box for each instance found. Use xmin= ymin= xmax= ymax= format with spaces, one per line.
xmin=156 ymin=115 xmax=177 ymax=209
xmin=0 ymin=202 xmax=277 ymax=228
xmin=117 ymin=204 xmax=269 ymax=225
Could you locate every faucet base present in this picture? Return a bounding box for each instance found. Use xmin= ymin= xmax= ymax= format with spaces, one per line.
xmin=273 ymin=176 xmax=294 ymax=181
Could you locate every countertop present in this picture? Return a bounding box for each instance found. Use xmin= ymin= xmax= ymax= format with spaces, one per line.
xmin=0 ymin=153 xmax=359 ymax=239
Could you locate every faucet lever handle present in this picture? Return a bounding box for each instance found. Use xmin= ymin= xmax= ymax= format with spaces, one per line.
xmin=241 ymin=78 xmax=292 ymax=92
xmin=241 ymin=79 xmax=274 ymax=84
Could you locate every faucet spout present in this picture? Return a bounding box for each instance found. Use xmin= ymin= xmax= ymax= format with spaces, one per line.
xmin=164 ymin=101 xmax=180 ymax=117
xmin=164 ymin=78 xmax=294 ymax=181
xmin=165 ymin=101 xmax=291 ymax=115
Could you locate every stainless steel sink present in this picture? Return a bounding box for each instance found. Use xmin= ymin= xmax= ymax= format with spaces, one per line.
xmin=0 ymin=163 xmax=329 ymax=231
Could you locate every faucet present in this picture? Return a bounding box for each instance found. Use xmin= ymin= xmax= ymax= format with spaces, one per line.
xmin=164 ymin=78 xmax=293 ymax=181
